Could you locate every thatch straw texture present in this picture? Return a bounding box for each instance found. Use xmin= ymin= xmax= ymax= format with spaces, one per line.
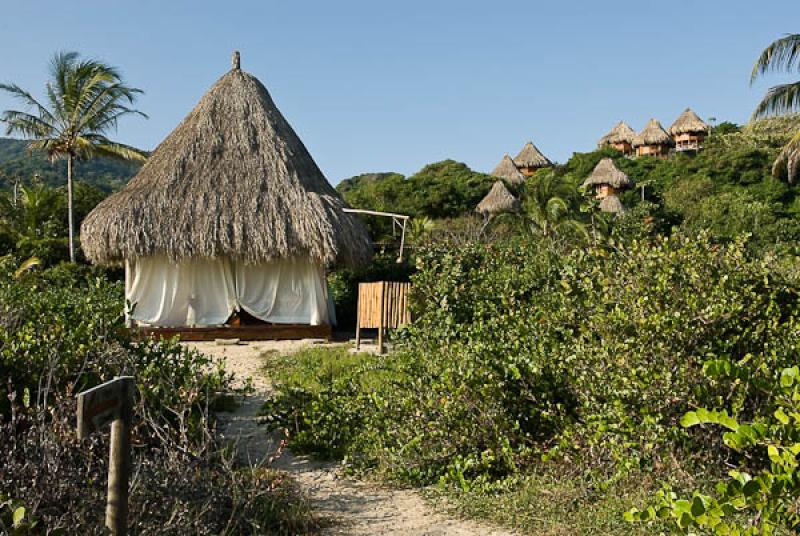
xmin=598 ymin=121 xmax=636 ymax=146
xmin=599 ymin=195 xmax=624 ymax=213
xmin=81 ymin=55 xmax=372 ymax=268
xmin=476 ymin=180 xmax=520 ymax=216
xmin=633 ymin=119 xmax=674 ymax=147
xmin=582 ymin=158 xmax=633 ymax=189
xmin=669 ymin=108 xmax=709 ymax=135
xmin=490 ymin=154 xmax=525 ymax=184
xmin=513 ymin=141 xmax=552 ymax=168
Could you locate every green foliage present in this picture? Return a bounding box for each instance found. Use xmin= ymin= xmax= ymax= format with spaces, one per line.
xmin=263 ymin=232 xmax=800 ymax=499
xmin=336 ymin=160 xmax=495 ymax=239
xmin=0 ymin=138 xmax=138 ymax=192
xmin=629 ymin=366 xmax=800 ymax=534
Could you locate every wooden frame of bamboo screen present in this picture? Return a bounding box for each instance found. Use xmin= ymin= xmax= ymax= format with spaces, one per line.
xmin=355 ymin=281 xmax=412 ymax=354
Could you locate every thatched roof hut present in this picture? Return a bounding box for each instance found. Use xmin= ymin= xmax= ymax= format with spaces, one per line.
xmin=669 ymin=108 xmax=709 ymax=152
xmin=598 ymin=195 xmax=624 ymax=213
xmin=513 ymin=141 xmax=552 ymax=175
xmin=669 ymin=108 xmax=709 ymax=136
xmin=81 ymin=52 xmax=372 ymax=330
xmin=490 ymin=154 xmax=525 ymax=185
xmin=476 ymin=180 xmax=520 ymax=217
xmin=598 ymin=121 xmax=636 ymax=155
xmin=82 ymin=52 xmax=371 ymax=269
xmin=633 ymin=119 xmax=674 ymax=157
xmin=582 ymin=158 xmax=632 ymax=190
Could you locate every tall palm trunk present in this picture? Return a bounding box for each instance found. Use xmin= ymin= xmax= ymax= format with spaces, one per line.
xmin=67 ymin=154 xmax=75 ymax=262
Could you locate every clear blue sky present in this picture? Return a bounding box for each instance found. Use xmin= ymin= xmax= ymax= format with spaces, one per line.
xmin=0 ymin=1 xmax=796 ymax=183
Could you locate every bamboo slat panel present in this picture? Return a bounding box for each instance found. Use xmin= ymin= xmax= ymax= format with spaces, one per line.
xmin=357 ymin=281 xmax=411 ymax=329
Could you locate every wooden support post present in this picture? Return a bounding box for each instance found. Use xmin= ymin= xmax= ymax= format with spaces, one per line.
xmin=377 ymin=282 xmax=386 ymax=354
xmin=355 ymin=283 xmax=362 ymax=350
xmin=106 ymin=377 xmax=133 ymax=535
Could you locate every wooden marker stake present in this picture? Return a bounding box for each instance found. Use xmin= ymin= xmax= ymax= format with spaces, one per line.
xmin=77 ymin=376 xmax=135 ymax=536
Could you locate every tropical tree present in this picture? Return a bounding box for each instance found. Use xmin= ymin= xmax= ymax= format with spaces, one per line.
xmin=751 ymin=33 xmax=800 ymax=182
xmin=523 ymin=171 xmax=588 ymax=241
xmin=0 ymin=51 xmax=147 ymax=261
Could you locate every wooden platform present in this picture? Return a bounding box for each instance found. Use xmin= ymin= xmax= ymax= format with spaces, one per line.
xmin=136 ymin=323 xmax=332 ymax=342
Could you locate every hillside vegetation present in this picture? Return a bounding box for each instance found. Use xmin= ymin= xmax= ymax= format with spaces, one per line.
xmin=0 ymin=138 xmax=140 ymax=192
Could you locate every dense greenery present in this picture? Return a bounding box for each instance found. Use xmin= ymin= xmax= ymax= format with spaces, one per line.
xmin=263 ymin=230 xmax=800 ymax=532
xmin=0 ymin=137 xmax=139 ymax=192
xmin=0 ymin=260 xmax=319 ymax=534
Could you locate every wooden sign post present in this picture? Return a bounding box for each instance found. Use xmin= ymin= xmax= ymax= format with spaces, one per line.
xmin=77 ymin=376 xmax=135 ymax=536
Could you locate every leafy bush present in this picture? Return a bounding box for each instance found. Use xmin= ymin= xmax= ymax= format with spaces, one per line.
xmin=0 ymin=264 xmax=319 ymax=534
xmin=628 ymin=366 xmax=800 ymax=534
xmin=264 ymin=233 xmax=800 ymax=494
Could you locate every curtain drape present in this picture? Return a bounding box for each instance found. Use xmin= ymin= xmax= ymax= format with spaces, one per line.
xmin=126 ymin=256 xmax=332 ymax=327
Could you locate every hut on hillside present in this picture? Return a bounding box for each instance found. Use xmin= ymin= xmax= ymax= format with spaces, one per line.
xmin=476 ymin=180 xmax=520 ymax=219
xmin=582 ymin=158 xmax=632 ymax=213
xmin=633 ymin=119 xmax=674 ymax=158
xmin=512 ymin=141 xmax=552 ymax=176
xmin=81 ymin=52 xmax=372 ymax=339
xmin=598 ymin=121 xmax=637 ymax=156
xmin=491 ymin=154 xmax=526 ymax=185
xmin=669 ymin=108 xmax=709 ymax=152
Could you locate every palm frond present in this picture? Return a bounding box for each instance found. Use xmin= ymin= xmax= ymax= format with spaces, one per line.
xmin=772 ymin=129 xmax=800 ymax=183
xmin=752 ymin=81 xmax=800 ymax=118
xmin=0 ymin=110 xmax=56 ymax=138
xmin=751 ymin=33 xmax=800 ymax=83
xmin=0 ymin=83 xmax=58 ymax=125
xmin=14 ymin=256 xmax=41 ymax=279
xmin=87 ymin=139 xmax=148 ymax=162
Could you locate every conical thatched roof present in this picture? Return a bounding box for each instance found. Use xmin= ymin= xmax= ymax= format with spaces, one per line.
xmin=490 ymin=154 xmax=525 ymax=184
xmin=598 ymin=121 xmax=636 ymax=147
xmin=582 ymin=158 xmax=633 ymax=189
xmin=633 ymin=118 xmax=674 ymax=147
xmin=81 ymin=52 xmax=372 ymax=268
xmin=669 ymin=108 xmax=709 ymax=136
xmin=513 ymin=141 xmax=552 ymax=168
xmin=598 ymin=195 xmax=624 ymax=213
xmin=476 ymin=180 xmax=520 ymax=216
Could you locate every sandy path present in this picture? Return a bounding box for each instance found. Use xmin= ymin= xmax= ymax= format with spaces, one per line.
xmin=187 ymin=340 xmax=514 ymax=536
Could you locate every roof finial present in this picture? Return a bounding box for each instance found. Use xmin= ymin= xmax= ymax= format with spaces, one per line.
xmin=232 ymin=51 xmax=241 ymax=70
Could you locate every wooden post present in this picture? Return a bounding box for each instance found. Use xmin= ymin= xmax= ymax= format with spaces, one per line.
xmin=355 ymin=283 xmax=362 ymax=350
xmin=106 ymin=377 xmax=133 ymax=535
xmin=377 ymin=282 xmax=386 ymax=354
xmin=77 ymin=376 xmax=135 ymax=536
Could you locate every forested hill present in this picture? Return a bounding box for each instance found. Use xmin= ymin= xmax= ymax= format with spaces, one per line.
xmin=0 ymin=138 xmax=140 ymax=192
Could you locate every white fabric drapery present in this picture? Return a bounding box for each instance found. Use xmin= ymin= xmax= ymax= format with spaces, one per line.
xmin=126 ymin=256 xmax=333 ymax=327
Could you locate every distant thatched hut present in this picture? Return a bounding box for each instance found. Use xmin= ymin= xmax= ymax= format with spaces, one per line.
xmin=669 ymin=108 xmax=709 ymax=152
xmin=633 ymin=119 xmax=674 ymax=158
xmin=598 ymin=121 xmax=636 ymax=156
xmin=582 ymin=158 xmax=632 ymax=213
xmin=491 ymin=154 xmax=526 ymax=185
xmin=81 ymin=52 xmax=372 ymax=335
xmin=476 ymin=180 xmax=520 ymax=218
xmin=512 ymin=141 xmax=552 ymax=176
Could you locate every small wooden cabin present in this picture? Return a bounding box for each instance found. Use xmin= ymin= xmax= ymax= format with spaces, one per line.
xmin=512 ymin=141 xmax=552 ymax=176
xmin=633 ymin=118 xmax=674 ymax=158
xmin=582 ymin=158 xmax=633 ymax=213
xmin=598 ymin=121 xmax=636 ymax=156
xmin=669 ymin=108 xmax=709 ymax=152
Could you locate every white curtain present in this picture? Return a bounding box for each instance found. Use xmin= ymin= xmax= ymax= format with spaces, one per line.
xmin=126 ymin=257 xmax=333 ymax=327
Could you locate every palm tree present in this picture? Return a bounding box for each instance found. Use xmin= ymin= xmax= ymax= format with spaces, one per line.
xmin=523 ymin=172 xmax=588 ymax=241
xmin=751 ymin=34 xmax=800 ymax=182
xmin=0 ymin=51 xmax=147 ymax=261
